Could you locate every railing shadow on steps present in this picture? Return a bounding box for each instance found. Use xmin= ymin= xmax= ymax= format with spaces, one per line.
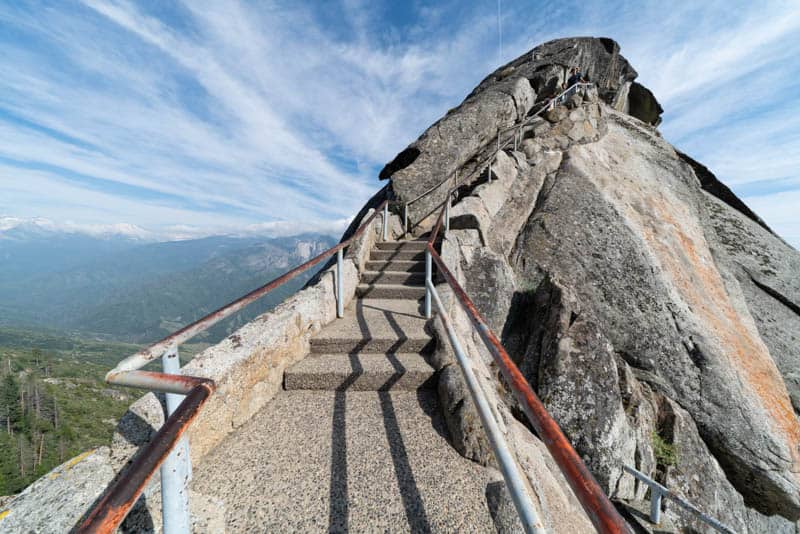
xmin=78 ymin=82 xmax=612 ymax=533
xmin=77 ymin=200 xmax=393 ymax=533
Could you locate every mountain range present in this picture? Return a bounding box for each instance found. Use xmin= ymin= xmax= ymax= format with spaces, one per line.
xmin=0 ymin=220 xmax=337 ymax=344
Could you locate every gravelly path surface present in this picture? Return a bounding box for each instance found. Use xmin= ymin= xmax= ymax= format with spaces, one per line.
xmin=191 ymin=390 xmax=495 ymax=533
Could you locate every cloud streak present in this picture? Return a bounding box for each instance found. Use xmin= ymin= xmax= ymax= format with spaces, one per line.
xmin=0 ymin=0 xmax=797 ymax=246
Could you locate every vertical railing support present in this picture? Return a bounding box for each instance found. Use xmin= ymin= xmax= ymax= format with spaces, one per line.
xmin=445 ymin=193 xmax=451 ymax=233
xmin=382 ymin=201 xmax=389 ymax=242
xmin=403 ymin=203 xmax=408 ymax=235
xmin=160 ymin=346 xmax=191 ymax=534
xmin=650 ymin=488 xmax=663 ymax=524
xmin=424 ymin=249 xmax=432 ymax=319
xmin=336 ymin=248 xmax=344 ymax=318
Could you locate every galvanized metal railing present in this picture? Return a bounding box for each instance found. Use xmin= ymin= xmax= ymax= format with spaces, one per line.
xmin=422 ymin=195 xmax=631 ymax=533
xmin=78 ymin=200 xmax=391 ymax=533
xmin=400 ymin=82 xmax=593 ymax=234
xmin=622 ymin=465 xmax=736 ymax=533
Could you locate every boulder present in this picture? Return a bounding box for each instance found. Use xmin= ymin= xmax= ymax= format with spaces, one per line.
xmin=380 ymin=34 xmax=799 ymax=532
xmin=521 ymin=138 xmax=542 ymax=160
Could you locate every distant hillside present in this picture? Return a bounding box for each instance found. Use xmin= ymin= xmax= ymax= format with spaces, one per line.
xmin=0 ymin=230 xmax=337 ymax=344
xmin=0 ymin=226 xmax=337 ymax=497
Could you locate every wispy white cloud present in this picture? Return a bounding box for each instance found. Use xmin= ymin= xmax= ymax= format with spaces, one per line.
xmin=0 ymin=0 xmax=797 ymax=248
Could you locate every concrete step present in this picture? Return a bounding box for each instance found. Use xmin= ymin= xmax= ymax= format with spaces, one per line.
xmin=362 ymin=271 xmax=424 ymax=285
xmin=284 ymin=353 xmax=435 ymax=391
xmin=365 ymin=260 xmax=424 ymax=273
xmin=357 ymin=283 xmax=425 ymax=299
xmin=310 ymin=299 xmax=432 ymax=354
xmin=191 ymin=390 xmax=495 ymax=532
xmin=374 ymin=241 xmax=428 ymax=251
xmin=370 ymin=250 xmax=425 ymax=261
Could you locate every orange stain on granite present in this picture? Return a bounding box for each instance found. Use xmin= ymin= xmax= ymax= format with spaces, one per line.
xmin=645 ymin=198 xmax=800 ymax=464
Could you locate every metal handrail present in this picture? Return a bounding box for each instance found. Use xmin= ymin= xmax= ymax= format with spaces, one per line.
xmin=400 ymin=82 xmax=592 ymax=232
xmin=78 ymin=200 xmax=390 ymax=533
xmin=622 ymin=466 xmax=736 ymax=533
xmin=422 ymin=107 xmax=631 ymax=530
xmin=426 ymin=279 xmax=545 ymax=534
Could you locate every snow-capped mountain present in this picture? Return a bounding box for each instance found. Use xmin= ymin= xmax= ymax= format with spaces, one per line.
xmin=0 ymin=216 xmax=351 ymax=242
xmin=0 ymin=216 xmax=154 ymax=241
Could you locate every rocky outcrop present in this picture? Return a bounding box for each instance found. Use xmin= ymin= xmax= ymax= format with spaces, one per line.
xmin=381 ymin=37 xmax=662 ymax=229
xmin=381 ymin=75 xmax=536 ymax=226
xmin=383 ymin=37 xmax=800 ymax=533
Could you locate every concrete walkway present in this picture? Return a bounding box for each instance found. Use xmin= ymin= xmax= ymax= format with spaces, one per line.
xmin=191 ymin=239 xmax=496 ymax=532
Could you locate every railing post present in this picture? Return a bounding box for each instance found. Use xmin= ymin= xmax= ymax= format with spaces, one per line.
xmin=336 ymin=248 xmax=344 ymax=318
xmin=403 ymin=203 xmax=408 ymax=235
xmin=382 ymin=201 xmax=389 ymax=242
xmin=445 ymin=193 xmax=451 ymax=233
xmin=424 ymin=249 xmax=432 ymax=319
xmin=650 ymin=487 xmax=663 ymax=524
xmin=160 ymin=346 xmax=191 ymax=534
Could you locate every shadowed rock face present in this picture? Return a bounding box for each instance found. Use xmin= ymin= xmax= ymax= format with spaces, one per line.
xmin=383 ymin=36 xmax=800 ymax=532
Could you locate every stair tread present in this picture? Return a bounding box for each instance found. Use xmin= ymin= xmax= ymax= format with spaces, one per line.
xmin=191 ymin=390 xmax=495 ymax=531
xmin=370 ymin=250 xmax=425 ymax=260
xmin=285 ymin=353 xmax=435 ymax=391
xmin=374 ymin=242 xmax=427 ymax=250
xmin=358 ymin=283 xmax=425 ymax=289
xmin=364 ymin=260 xmax=425 ymax=272
xmin=363 ymin=270 xmax=424 ymax=275
xmin=356 ymin=284 xmax=425 ymax=299
xmin=312 ymin=299 xmax=430 ymax=343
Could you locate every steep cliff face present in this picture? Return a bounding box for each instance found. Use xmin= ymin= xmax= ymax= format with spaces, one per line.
xmin=383 ymin=37 xmax=800 ymax=532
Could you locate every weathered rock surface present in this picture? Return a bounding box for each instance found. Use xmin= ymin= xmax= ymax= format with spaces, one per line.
xmin=383 ymin=37 xmax=799 ymax=533
xmin=381 ymin=37 xmax=662 ymax=228
xmin=0 ymin=448 xmax=115 ymax=533
xmin=701 ymin=192 xmax=800 ymax=415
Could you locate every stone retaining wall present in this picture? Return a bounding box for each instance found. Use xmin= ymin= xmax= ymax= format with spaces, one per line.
xmin=0 ymin=208 xmax=391 ymax=533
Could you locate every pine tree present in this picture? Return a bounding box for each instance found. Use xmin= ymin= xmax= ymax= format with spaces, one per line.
xmin=1 ymin=374 xmax=21 ymax=433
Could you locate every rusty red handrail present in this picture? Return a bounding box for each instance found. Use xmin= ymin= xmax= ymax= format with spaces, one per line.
xmin=426 ymin=214 xmax=630 ymax=533
xmin=78 ymin=200 xmax=389 ymax=532
xmin=77 ymin=379 xmax=213 ymax=533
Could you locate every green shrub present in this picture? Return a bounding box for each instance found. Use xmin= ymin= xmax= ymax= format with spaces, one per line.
xmin=652 ymin=431 xmax=678 ymax=467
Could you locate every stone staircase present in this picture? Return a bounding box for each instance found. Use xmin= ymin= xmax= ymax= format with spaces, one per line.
xmin=358 ymin=240 xmax=428 ymax=299
xmin=191 ymin=238 xmax=496 ymax=532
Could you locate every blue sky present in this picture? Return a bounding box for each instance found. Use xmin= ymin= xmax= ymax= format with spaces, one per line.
xmin=0 ymin=1 xmax=798 ymax=245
